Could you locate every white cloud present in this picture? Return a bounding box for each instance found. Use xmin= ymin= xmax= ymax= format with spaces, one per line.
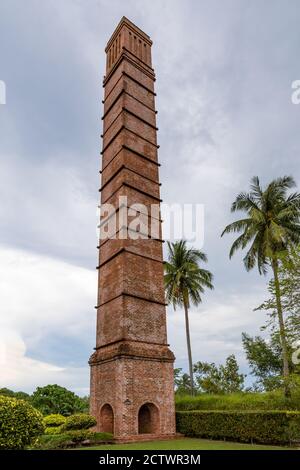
xmin=0 ymin=331 xmax=89 ymax=395
xmin=0 ymin=153 xmax=97 ymax=267
xmin=1 ymin=331 xmax=63 ymax=385
xmin=0 ymin=246 xmax=95 ymax=394
xmin=167 ymin=287 xmax=267 ymax=372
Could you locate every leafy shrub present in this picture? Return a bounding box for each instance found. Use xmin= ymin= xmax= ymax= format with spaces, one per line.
xmin=32 ymin=431 xmax=113 ymax=449
xmin=43 ymin=414 xmax=66 ymax=427
xmin=64 ymin=429 xmax=95 ymax=443
xmin=93 ymin=432 xmax=113 ymax=441
xmin=32 ymin=434 xmax=72 ymax=450
xmin=175 ymin=391 xmax=300 ymax=411
xmin=43 ymin=414 xmax=66 ymax=435
xmin=64 ymin=430 xmax=113 ymax=445
xmin=0 ymin=396 xmax=44 ymax=449
xmin=62 ymin=413 xmax=97 ymax=431
xmin=176 ymin=410 xmax=300 ymax=445
xmin=44 ymin=426 xmax=63 ymax=435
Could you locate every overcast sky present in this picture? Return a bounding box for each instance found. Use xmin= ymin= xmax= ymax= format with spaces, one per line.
xmin=0 ymin=0 xmax=300 ymax=395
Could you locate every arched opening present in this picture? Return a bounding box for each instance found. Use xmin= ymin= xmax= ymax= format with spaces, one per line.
xmin=100 ymin=403 xmax=114 ymax=434
xmin=138 ymin=403 xmax=159 ymax=434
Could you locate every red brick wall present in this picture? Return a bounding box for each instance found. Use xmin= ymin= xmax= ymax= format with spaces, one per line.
xmin=89 ymin=17 xmax=175 ymax=438
xmin=90 ymin=354 xmax=175 ymax=437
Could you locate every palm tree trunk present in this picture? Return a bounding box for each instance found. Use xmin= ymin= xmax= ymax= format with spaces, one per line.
xmin=183 ymin=300 xmax=194 ymax=395
xmin=272 ymin=257 xmax=290 ymax=397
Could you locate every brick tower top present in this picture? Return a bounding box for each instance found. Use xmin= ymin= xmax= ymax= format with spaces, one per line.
xmin=104 ymin=16 xmax=154 ymax=80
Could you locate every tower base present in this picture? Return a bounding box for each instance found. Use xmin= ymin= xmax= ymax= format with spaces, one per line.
xmin=113 ymin=433 xmax=182 ymax=444
xmin=89 ymin=340 xmax=176 ymax=438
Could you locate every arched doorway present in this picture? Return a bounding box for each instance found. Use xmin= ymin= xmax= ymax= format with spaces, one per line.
xmin=138 ymin=403 xmax=159 ymax=434
xmin=100 ymin=403 xmax=114 ymax=434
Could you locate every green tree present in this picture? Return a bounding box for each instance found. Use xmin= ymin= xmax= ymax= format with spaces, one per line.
xmin=243 ymin=247 xmax=300 ymax=392
xmin=174 ymin=368 xmax=192 ymax=395
xmin=31 ymin=384 xmax=87 ymax=416
xmin=256 ymin=246 xmax=300 ymax=344
xmin=80 ymin=395 xmax=90 ymax=412
xmin=194 ymin=354 xmax=245 ymax=394
xmin=0 ymin=388 xmax=15 ymax=397
xmin=242 ymin=333 xmax=283 ymax=391
xmin=165 ymin=240 xmax=214 ymax=395
xmin=221 ymin=176 xmax=300 ymax=395
xmin=0 ymin=388 xmax=30 ymax=401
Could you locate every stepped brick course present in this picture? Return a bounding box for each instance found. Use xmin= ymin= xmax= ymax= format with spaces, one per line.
xmin=89 ymin=16 xmax=175 ymax=439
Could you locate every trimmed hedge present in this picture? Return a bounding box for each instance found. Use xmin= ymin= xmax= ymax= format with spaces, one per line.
xmin=175 ymin=392 xmax=300 ymax=411
xmin=44 ymin=426 xmax=63 ymax=435
xmin=43 ymin=414 xmax=66 ymax=427
xmin=61 ymin=413 xmax=97 ymax=431
xmin=64 ymin=430 xmax=95 ymax=443
xmin=32 ymin=431 xmax=113 ymax=449
xmin=43 ymin=414 xmax=66 ymax=435
xmin=0 ymin=396 xmax=44 ymax=449
xmin=176 ymin=410 xmax=300 ymax=445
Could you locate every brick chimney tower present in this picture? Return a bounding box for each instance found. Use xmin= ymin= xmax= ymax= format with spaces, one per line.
xmin=89 ymin=17 xmax=176 ymax=440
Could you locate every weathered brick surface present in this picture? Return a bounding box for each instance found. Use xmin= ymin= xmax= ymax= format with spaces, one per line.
xmin=104 ymin=56 xmax=154 ymax=101
xmin=104 ymin=89 xmax=156 ymax=132
xmin=102 ymin=185 xmax=161 ymax=212
xmin=102 ymin=112 xmax=123 ymax=149
xmin=125 ymin=112 xmax=157 ymax=145
xmin=98 ymin=251 xmax=165 ymax=305
xmin=123 ymin=60 xmax=154 ymax=89
xmin=102 ymin=129 xmax=158 ymax=168
xmin=90 ymin=356 xmax=175 ymax=437
xmin=100 ymin=237 xmax=163 ymax=265
xmin=90 ymin=17 xmax=175 ymax=439
xmin=104 ymin=57 xmax=154 ymax=99
xmin=102 ymin=112 xmax=156 ymax=150
xmin=101 ymin=167 xmax=160 ymax=202
xmin=101 ymin=147 xmax=159 ymax=185
xmin=96 ymin=296 xmax=167 ymax=346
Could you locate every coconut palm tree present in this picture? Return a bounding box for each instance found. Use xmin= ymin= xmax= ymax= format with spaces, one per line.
xmin=164 ymin=240 xmax=214 ymax=395
xmin=221 ymin=176 xmax=300 ymax=395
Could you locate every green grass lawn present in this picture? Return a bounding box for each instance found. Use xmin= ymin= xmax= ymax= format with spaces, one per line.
xmin=80 ymin=438 xmax=290 ymax=450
